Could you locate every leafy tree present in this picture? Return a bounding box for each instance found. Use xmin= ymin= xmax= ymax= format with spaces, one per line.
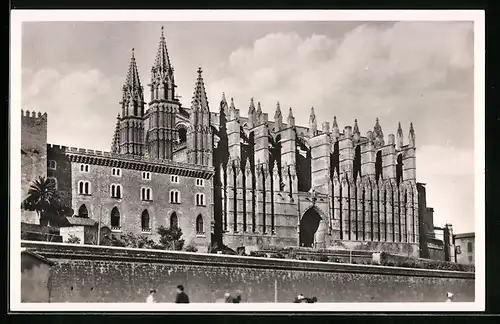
xmin=184 ymin=244 xmax=198 ymax=252
xmin=157 ymin=225 xmax=184 ymax=251
xmin=66 ymin=234 xmax=81 ymax=244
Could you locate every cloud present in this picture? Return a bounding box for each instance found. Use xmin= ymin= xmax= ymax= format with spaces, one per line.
xmin=418 ymin=145 xmax=474 ymax=178
xmin=22 ymin=67 xmax=121 ymax=151
xmin=206 ymin=22 xmax=474 ymax=149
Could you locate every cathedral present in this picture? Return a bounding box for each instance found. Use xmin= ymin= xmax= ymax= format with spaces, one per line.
xmin=21 ymin=27 xmax=423 ymax=256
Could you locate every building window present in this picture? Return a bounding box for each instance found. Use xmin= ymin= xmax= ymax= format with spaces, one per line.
xmin=170 ymin=190 xmax=181 ymax=204
xmin=48 ymin=177 xmax=58 ymax=190
xmin=171 ymin=175 xmax=179 ymax=183
xmin=196 ymin=178 xmax=205 ymax=187
xmin=468 ymin=255 xmax=473 ymax=263
xmin=195 ymin=193 xmax=206 ymax=206
xmin=170 ymin=212 xmax=178 ymax=229
xmin=78 ymin=204 xmax=89 ymax=218
xmin=142 ymin=171 xmax=151 ymax=181
xmin=111 ymin=207 xmax=121 ymax=231
xmin=80 ymin=164 xmax=90 ymax=173
xmin=78 ymin=180 xmax=91 ymax=195
xmin=196 ymin=215 xmax=204 ymax=234
xmin=467 ymin=242 xmax=473 ymax=253
xmin=48 ymin=160 xmax=57 ymax=170
xmin=112 ymin=168 xmax=122 ymax=177
xmin=110 ymin=184 xmax=122 ymax=199
xmin=141 ymin=187 xmax=152 ymax=201
xmin=141 ymin=210 xmax=151 ymax=232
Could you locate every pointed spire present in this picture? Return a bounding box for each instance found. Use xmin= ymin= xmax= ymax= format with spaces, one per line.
xmin=353 ymin=119 xmax=360 ymax=134
xmin=409 ymin=122 xmax=415 ymax=136
xmin=408 ymin=122 xmax=415 ymax=147
xmin=220 ymin=92 xmax=229 ymax=116
xmin=309 ymin=107 xmax=317 ymax=136
xmin=124 ymin=48 xmax=142 ymax=91
xmin=274 ymin=102 xmax=283 ymax=130
xmin=373 ymin=117 xmax=384 ymax=147
xmin=287 ymin=107 xmax=295 ymax=127
xmin=333 ymin=116 xmax=338 ymax=128
xmin=247 ymin=98 xmax=256 ymax=128
xmin=397 ymin=122 xmax=403 ymax=136
xmin=248 ymin=98 xmax=256 ymax=115
xmin=152 ymin=26 xmax=173 ymax=78
xmin=111 ymin=114 xmax=121 ymax=153
xmin=191 ymin=67 xmax=210 ymax=112
xmin=222 ymin=92 xmax=227 ymax=103
xmin=256 ymin=102 xmax=263 ymax=124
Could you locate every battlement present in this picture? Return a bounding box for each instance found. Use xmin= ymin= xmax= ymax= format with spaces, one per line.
xmin=21 ymin=109 xmax=47 ymax=125
xmin=47 ymin=143 xmax=214 ymax=173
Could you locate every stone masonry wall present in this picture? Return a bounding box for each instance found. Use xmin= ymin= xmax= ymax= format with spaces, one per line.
xmin=22 ymin=241 xmax=475 ymax=303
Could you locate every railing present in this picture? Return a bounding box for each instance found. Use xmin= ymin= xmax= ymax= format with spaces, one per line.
xmin=111 ymin=226 xmax=122 ymax=232
xmin=141 ymin=228 xmax=152 ymax=233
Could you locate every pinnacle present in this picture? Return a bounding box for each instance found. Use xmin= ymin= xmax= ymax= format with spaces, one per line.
xmin=191 ymin=67 xmax=209 ymax=111
xmin=333 ymin=116 xmax=338 ymax=128
xmin=248 ymin=98 xmax=256 ymax=115
xmin=353 ymin=119 xmax=360 ymax=134
xmin=409 ymin=122 xmax=415 ymax=134
xmin=124 ymin=48 xmax=142 ymax=91
xmin=288 ymin=107 xmax=294 ymax=118
xmin=152 ymin=26 xmax=173 ymax=77
xmin=397 ymin=122 xmax=403 ymax=135
xmin=230 ymin=97 xmax=235 ymax=108
xmin=274 ymin=102 xmax=282 ymax=120
xmin=222 ymin=92 xmax=227 ymax=102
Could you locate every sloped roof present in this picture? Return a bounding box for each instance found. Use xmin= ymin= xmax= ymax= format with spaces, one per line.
xmin=21 ymin=248 xmax=55 ymax=266
xmin=62 ymin=217 xmax=97 ymax=227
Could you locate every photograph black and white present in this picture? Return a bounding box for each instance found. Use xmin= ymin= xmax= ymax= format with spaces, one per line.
xmin=10 ymin=10 xmax=485 ymax=312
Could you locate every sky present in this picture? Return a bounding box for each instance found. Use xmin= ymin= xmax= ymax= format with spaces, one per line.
xmin=20 ymin=21 xmax=475 ymax=234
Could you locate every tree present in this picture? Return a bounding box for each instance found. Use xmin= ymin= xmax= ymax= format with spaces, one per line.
xmin=184 ymin=244 xmax=198 ymax=252
xmin=157 ymin=225 xmax=185 ymax=251
xmin=22 ymin=176 xmax=61 ymax=224
xmin=66 ymin=234 xmax=81 ymax=244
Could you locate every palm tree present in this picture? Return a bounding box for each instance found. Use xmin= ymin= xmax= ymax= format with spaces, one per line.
xmin=22 ymin=176 xmax=60 ymax=224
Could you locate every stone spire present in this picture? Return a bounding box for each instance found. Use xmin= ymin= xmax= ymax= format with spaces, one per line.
xmin=121 ymin=48 xmax=144 ymax=116
xmin=256 ymin=102 xmax=263 ymax=125
xmin=111 ymin=114 xmax=121 ymax=153
xmin=149 ymin=26 xmax=176 ymax=102
xmin=287 ymin=107 xmax=295 ymax=127
xmin=409 ymin=122 xmax=415 ymax=147
xmin=332 ymin=116 xmax=340 ymax=140
xmin=274 ymin=101 xmax=283 ymax=130
xmin=373 ymin=118 xmax=384 ymax=147
xmin=353 ymin=119 xmax=360 ymax=143
xmin=229 ymin=97 xmax=236 ymax=120
xmin=191 ymin=67 xmax=210 ymax=112
xmin=124 ymin=48 xmax=142 ymax=94
xmin=220 ymin=92 xmax=229 ymax=116
xmin=396 ymin=122 xmax=404 ymax=149
xmin=309 ymin=107 xmax=317 ymax=136
xmin=248 ymin=98 xmax=256 ymax=128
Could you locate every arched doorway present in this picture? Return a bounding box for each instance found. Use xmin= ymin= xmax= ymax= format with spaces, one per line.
xmin=170 ymin=212 xmax=178 ymax=229
xmin=78 ymin=204 xmax=89 ymax=218
xmin=299 ymin=207 xmax=322 ymax=248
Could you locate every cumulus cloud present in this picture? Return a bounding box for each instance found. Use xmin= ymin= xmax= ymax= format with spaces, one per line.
xmin=22 ymin=67 xmax=121 ymax=150
xmin=206 ymin=22 xmax=474 ymax=150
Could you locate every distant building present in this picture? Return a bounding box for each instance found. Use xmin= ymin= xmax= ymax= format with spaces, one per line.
xmin=454 ymin=232 xmax=475 ymax=265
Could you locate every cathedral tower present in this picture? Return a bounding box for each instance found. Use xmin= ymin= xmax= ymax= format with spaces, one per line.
xmin=187 ymin=67 xmax=212 ymax=166
xmin=116 ymin=48 xmax=145 ymax=156
xmin=145 ymin=27 xmax=181 ymax=159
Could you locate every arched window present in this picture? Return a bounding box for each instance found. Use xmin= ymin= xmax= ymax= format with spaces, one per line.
xmin=78 ymin=181 xmax=91 ymax=195
xmin=84 ymin=182 xmax=90 ymax=194
xmin=353 ymin=145 xmax=362 ymax=180
xmin=141 ymin=187 xmax=152 ymax=201
xmin=48 ymin=160 xmax=57 ymax=170
xmin=178 ymin=127 xmax=187 ymax=143
xmin=141 ymin=210 xmax=150 ymax=232
xmin=111 ymin=184 xmax=122 ymax=199
xmin=170 ymin=190 xmax=180 ymax=203
xmin=78 ymin=204 xmax=89 ymax=218
xmin=396 ymin=154 xmax=404 ymax=184
xmin=79 ymin=181 xmax=84 ymax=194
xmin=170 ymin=212 xmax=178 ymax=229
xmin=375 ymin=151 xmax=383 ymax=182
xmin=196 ymin=215 xmax=204 ymax=234
xmin=116 ymin=185 xmax=122 ymax=199
xmin=196 ymin=193 xmax=205 ymax=206
xmin=111 ymin=207 xmax=120 ymax=229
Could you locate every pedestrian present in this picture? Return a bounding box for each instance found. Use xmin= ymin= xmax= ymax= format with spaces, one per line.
xmin=232 ymin=295 xmax=242 ymax=303
xmin=146 ymin=289 xmax=156 ymax=303
xmin=446 ymin=292 xmax=454 ymax=302
xmin=175 ymin=285 xmax=190 ymax=303
xmin=293 ymin=294 xmax=306 ymax=303
xmin=224 ymin=292 xmax=234 ymax=303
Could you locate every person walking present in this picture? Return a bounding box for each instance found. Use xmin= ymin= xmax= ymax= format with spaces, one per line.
xmin=446 ymin=292 xmax=454 ymax=302
xmin=175 ymin=285 xmax=190 ymax=303
xmin=224 ymin=292 xmax=234 ymax=303
xmin=146 ymin=289 xmax=157 ymax=303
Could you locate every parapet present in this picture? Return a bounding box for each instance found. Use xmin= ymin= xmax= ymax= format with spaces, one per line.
xmin=21 ymin=109 xmax=47 ymax=125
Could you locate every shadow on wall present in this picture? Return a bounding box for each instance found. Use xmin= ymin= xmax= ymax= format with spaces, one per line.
xmin=21 ymin=250 xmax=53 ymax=303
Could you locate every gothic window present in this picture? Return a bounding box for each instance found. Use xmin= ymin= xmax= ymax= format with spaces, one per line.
xmin=170 ymin=190 xmax=180 ymax=204
xmin=80 ymin=164 xmax=90 ymax=173
xmin=141 ymin=210 xmax=151 ymax=232
xmin=178 ymin=127 xmax=187 ymax=143
xmin=48 ymin=160 xmax=57 ymax=170
xmin=142 ymin=171 xmax=151 ymax=181
xmin=353 ymin=145 xmax=362 ymax=181
xmin=196 ymin=193 xmax=206 ymax=206
xmin=111 ymin=207 xmax=120 ymax=230
xmin=196 ymin=215 xmax=204 ymax=234
xmin=375 ymin=151 xmax=383 ymax=182
xmin=78 ymin=180 xmax=91 ymax=195
xmin=78 ymin=204 xmax=89 ymax=218
xmin=110 ymin=184 xmax=122 ymax=199
xmin=141 ymin=187 xmax=152 ymax=201
xmin=112 ymin=168 xmax=122 ymax=177
xmin=170 ymin=212 xmax=178 ymax=229
xmin=396 ymin=154 xmax=404 ymax=185
xmin=467 ymin=242 xmax=473 ymax=253
xmin=171 ymin=175 xmax=179 ymax=183
xmin=196 ymin=178 xmax=204 ymax=187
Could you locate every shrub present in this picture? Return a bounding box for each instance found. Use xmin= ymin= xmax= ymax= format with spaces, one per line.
xmin=184 ymin=244 xmax=198 ymax=252
xmin=66 ymin=235 xmax=81 ymax=244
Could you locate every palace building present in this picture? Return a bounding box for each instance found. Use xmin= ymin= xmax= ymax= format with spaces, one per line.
xmin=21 ymin=27 xmax=428 ymax=256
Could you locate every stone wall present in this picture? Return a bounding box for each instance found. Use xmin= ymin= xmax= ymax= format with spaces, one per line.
xmin=21 ymin=241 xmax=475 ymax=303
